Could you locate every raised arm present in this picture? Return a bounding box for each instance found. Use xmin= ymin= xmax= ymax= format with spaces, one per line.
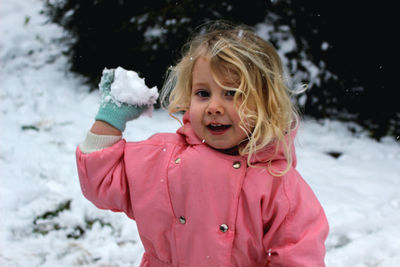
xmin=76 ymin=67 xmax=159 ymax=217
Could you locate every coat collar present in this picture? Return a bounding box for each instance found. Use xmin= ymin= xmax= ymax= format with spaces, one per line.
xmin=176 ymin=112 xmax=204 ymax=146
xmin=176 ymin=112 xmax=297 ymax=167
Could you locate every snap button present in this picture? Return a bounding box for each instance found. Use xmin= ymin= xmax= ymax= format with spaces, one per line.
xmin=175 ymin=158 xmax=181 ymax=164
xmin=232 ymin=161 xmax=241 ymax=169
xmin=179 ymin=216 xmax=186 ymax=224
xmin=219 ymin=224 xmax=228 ymax=232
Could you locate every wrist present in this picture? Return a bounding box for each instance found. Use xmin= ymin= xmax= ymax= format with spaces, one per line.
xmin=90 ymin=120 xmax=122 ymax=136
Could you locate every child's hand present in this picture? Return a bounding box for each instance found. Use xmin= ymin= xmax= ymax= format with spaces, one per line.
xmin=95 ymin=68 xmax=149 ymax=132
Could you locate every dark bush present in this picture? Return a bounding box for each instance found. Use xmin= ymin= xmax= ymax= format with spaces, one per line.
xmin=42 ymin=0 xmax=397 ymax=139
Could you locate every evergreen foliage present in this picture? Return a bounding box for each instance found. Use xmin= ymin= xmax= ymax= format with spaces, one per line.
xmin=42 ymin=0 xmax=397 ymax=139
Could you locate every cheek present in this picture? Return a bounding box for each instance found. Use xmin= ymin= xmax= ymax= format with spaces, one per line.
xmin=189 ymin=101 xmax=198 ymax=119
xmin=227 ymin=105 xmax=241 ymax=125
xmin=229 ymin=105 xmax=255 ymax=134
xmin=189 ymin=103 xmax=203 ymax=126
xmin=189 ymin=106 xmax=205 ymax=139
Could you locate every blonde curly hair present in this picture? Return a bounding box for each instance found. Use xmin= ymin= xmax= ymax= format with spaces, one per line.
xmin=161 ymin=21 xmax=299 ymax=176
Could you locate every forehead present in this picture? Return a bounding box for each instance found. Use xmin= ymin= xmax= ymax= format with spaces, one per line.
xmin=192 ymin=57 xmax=211 ymax=78
xmin=192 ymin=56 xmax=239 ymax=86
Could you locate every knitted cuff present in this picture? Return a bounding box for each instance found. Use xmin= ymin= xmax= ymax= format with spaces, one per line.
xmin=79 ymin=131 xmax=122 ymax=154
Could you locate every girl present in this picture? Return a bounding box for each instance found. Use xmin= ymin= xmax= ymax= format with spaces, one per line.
xmin=76 ymin=22 xmax=329 ymax=266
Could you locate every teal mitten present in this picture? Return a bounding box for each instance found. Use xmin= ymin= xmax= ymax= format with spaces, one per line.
xmin=95 ymin=68 xmax=147 ymax=132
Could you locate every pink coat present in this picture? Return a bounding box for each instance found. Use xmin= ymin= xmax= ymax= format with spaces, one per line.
xmin=76 ymin=115 xmax=329 ymax=266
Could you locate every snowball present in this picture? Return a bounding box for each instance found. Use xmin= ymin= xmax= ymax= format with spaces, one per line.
xmin=109 ymin=66 xmax=159 ymax=107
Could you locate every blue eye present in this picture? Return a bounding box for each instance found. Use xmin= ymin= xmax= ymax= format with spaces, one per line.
xmin=225 ymin=90 xmax=236 ymax=97
xmin=195 ymin=90 xmax=210 ymax=97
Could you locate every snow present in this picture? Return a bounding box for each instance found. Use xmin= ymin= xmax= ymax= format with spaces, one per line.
xmin=109 ymin=67 xmax=159 ymax=107
xmin=1 ymin=0 xmax=400 ymax=266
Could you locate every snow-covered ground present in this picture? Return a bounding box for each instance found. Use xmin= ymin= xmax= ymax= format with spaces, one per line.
xmin=1 ymin=0 xmax=399 ymax=266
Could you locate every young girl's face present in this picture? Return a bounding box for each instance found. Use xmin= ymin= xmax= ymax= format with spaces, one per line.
xmin=189 ymin=56 xmax=249 ymax=151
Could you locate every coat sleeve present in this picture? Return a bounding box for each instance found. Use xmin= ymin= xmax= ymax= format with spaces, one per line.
xmin=76 ymin=139 xmax=135 ymax=219
xmin=262 ymin=169 xmax=329 ymax=267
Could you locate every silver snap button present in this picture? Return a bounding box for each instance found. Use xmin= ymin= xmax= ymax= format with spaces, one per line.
xmin=179 ymin=216 xmax=186 ymax=224
xmin=175 ymin=158 xmax=181 ymax=164
xmin=232 ymin=161 xmax=241 ymax=169
xmin=219 ymin=224 xmax=228 ymax=232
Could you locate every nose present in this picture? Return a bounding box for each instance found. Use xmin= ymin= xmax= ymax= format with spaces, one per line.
xmin=206 ymin=96 xmax=224 ymax=115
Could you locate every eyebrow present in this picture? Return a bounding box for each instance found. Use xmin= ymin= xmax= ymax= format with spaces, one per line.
xmin=192 ymin=82 xmax=210 ymax=87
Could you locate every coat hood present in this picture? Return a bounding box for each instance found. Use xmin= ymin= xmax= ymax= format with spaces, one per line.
xmin=176 ymin=112 xmax=297 ymax=168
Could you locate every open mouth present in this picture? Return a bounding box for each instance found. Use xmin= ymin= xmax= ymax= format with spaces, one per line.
xmin=207 ymin=123 xmax=231 ymax=134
